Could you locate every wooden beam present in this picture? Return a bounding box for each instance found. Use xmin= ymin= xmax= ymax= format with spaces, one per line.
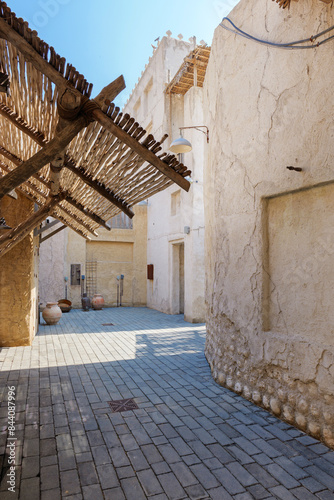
xmin=55 ymin=204 xmax=98 ymax=237
xmin=91 ymin=108 xmax=190 ymax=192
xmin=0 ymin=167 xmax=96 ymax=238
xmin=65 ymin=195 xmax=111 ymax=231
xmin=0 ymin=160 xmax=48 ymax=199
xmin=0 ymin=147 xmax=51 ymax=189
xmin=0 ymin=102 xmax=47 ymax=146
xmin=40 ymin=224 xmax=66 ymax=243
xmin=0 ymin=115 xmax=87 ymax=199
xmin=36 ymin=219 xmax=60 ymax=235
xmin=0 ymin=194 xmax=63 ymax=258
xmin=64 ymin=158 xmax=134 ymax=219
xmin=0 ymin=162 xmax=99 ymax=237
xmin=49 ymin=87 xmax=83 ymax=195
xmin=0 ymin=17 xmax=69 ymax=94
xmin=51 ymin=211 xmax=90 ymax=240
xmin=0 ymin=144 xmax=22 ymax=166
xmin=92 ymin=75 xmax=125 ymax=107
xmin=184 ymin=57 xmax=208 ymax=68
xmin=0 ymin=102 xmax=133 ymax=217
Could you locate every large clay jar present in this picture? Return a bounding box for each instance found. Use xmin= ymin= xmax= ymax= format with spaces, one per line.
xmin=92 ymin=294 xmax=104 ymax=310
xmin=42 ymin=302 xmax=62 ymax=325
xmin=81 ymin=293 xmax=91 ymax=311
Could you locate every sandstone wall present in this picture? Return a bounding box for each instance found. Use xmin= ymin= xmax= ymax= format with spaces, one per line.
xmin=204 ymin=0 xmax=334 ymax=447
xmin=39 ymin=206 xmax=147 ymax=309
xmin=84 ymin=204 xmax=148 ymax=308
xmin=0 ymin=194 xmax=38 ymax=346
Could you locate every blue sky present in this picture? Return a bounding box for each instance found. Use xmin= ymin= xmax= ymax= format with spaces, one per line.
xmin=10 ymin=0 xmax=238 ymax=107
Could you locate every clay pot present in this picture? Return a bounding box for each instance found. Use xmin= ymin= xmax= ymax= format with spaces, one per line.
xmin=92 ymin=294 xmax=104 ymax=310
xmin=58 ymin=299 xmax=72 ymax=313
xmin=42 ymin=302 xmax=62 ymax=325
xmin=81 ymin=293 xmax=91 ymax=311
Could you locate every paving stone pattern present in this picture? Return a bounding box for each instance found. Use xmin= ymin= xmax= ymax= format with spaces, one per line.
xmin=0 ymin=307 xmax=334 ymax=499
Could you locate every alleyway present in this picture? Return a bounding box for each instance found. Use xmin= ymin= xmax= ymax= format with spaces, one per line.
xmin=0 ymin=308 xmax=334 ymax=500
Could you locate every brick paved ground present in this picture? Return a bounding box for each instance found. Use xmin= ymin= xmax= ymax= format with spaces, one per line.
xmin=0 ymin=307 xmax=334 ymax=500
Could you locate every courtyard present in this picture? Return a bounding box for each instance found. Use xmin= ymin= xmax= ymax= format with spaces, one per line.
xmin=0 ymin=307 xmax=333 ymax=499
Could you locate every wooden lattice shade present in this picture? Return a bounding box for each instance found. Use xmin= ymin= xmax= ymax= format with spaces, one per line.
xmin=0 ymin=1 xmax=191 ymax=256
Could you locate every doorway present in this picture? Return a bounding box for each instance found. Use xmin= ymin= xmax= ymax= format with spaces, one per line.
xmin=171 ymin=242 xmax=185 ymax=314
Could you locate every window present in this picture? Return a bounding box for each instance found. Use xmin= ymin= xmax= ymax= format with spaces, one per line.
xmin=110 ymin=212 xmax=133 ymax=229
xmin=171 ymin=190 xmax=181 ymax=216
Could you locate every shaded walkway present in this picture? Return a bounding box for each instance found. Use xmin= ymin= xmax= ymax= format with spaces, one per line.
xmin=0 ymin=308 xmax=333 ymax=499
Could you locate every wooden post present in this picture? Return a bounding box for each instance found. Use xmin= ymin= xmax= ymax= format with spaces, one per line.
xmin=50 ymin=87 xmax=82 ymax=195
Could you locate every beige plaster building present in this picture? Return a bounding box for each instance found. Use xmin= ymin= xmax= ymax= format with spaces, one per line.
xmin=123 ymin=33 xmax=209 ymax=323
xmin=39 ymin=204 xmax=147 ymax=308
xmin=204 ymin=0 xmax=334 ymax=447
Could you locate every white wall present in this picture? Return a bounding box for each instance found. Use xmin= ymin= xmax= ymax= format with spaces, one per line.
xmin=124 ymin=35 xmax=206 ymax=322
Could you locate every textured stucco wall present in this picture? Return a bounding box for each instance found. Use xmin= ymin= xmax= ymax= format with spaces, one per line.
xmin=85 ymin=204 xmax=147 ymax=307
xmin=204 ymin=0 xmax=334 ymax=447
xmin=144 ymin=87 xmax=206 ymax=322
xmin=0 ymin=194 xmax=38 ymax=346
xmin=38 ymin=219 xmax=66 ymax=305
xmin=40 ymin=204 xmax=147 ymax=308
xmin=124 ymin=37 xmax=206 ymax=322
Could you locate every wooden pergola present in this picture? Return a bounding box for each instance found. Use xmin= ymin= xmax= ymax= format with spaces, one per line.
xmin=0 ymin=2 xmax=191 ymax=257
xmin=165 ymin=45 xmax=211 ymax=96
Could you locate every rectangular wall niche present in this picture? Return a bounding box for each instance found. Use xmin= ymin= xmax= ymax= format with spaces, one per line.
xmin=70 ymin=264 xmax=81 ymax=286
xmin=263 ymin=183 xmax=334 ymax=346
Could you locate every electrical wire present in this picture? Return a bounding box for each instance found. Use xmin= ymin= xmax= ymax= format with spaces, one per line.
xmin=220 ymin=17 xmax=334 ymax=49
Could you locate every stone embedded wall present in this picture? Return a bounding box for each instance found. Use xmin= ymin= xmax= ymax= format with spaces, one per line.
xmin=204 ymin=0 xmax=334 ymax=448
xmin=0 ymin=194 xmax=38 ymax=346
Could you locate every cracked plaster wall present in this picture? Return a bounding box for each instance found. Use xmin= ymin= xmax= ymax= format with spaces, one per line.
xmin=204 ymin=0 xmax=334 ymax=447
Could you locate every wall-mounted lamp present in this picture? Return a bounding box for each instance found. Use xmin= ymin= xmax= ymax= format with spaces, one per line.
xmin=169 ymin=126 xmax=209 ymax=154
